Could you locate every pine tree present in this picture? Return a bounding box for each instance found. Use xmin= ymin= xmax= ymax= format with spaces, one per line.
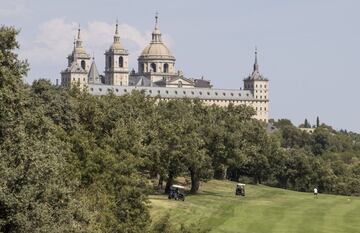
xmin=316 ymin=116 xmax=320 ymax=128
xmin=304 ymin=119 xmax=310 ymax=128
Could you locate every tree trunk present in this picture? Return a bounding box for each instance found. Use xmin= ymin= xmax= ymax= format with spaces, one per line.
xmin=190 ymin=168 xmax=200 ymax=194
xmin=164 ymin=172 xmax=174 ymax=194
xmin=214 ymin=164 xmax=227 ymax=180
xmin=158 ymin=175 xmax=164 ymax=189
xmin=279 ymin=176 xmax=288 ymax=189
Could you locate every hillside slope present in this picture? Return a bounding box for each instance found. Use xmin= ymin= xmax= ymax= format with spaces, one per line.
xmin=149 ymin=180 xmax=360 ymax=233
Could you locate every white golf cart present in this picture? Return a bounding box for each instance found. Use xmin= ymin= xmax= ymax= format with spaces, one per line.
xmin=168 ymin=185 xmax=185 ymax=201
xmin=235 ymin=183 xmax=245 ymax=196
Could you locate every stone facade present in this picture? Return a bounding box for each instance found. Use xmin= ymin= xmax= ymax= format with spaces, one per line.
xmin=60 ymin=16 xmax=270 ymax=122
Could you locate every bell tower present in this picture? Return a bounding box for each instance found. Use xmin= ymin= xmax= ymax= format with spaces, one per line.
xmin=104 ymin=21 xmax=129 ymax=86
xmin=61 ymin=26 xmax=91 ymax=89
xmin=68 ymin=27 xmax=91 ymax=72
xmin=244 ymin=48 xmax=269 ymax=122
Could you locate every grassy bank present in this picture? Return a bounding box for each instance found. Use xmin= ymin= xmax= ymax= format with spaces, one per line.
xmin=149 ymin=180 xmax=360 ymax=233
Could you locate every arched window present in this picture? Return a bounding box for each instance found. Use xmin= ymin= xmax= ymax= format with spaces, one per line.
xmin=108 ymin=57 xmax=112 ymax=68
xmin=150 ymin=63 xmax=156 ymax=72
xmin=178 ymin=81 xmax=182 ymax=87
xmin=119 ymin=56 xmax=123 ymax=68
xmin=81 ymin=60 xmax=86 ymax=70
xmin=163 ymin=63 xmax=169 ymax=73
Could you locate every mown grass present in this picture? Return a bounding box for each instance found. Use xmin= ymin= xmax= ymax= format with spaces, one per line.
xmin=149 ymin=180 xmax=360 ymax=233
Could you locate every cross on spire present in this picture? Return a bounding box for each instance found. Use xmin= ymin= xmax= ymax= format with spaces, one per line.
xmin=155 ymin=12 xmax=159 ymax=28
xmin=115 ymin=19 xmax=119 ymax=34
xmin=77 ymin=24 xmax=81 ymax=39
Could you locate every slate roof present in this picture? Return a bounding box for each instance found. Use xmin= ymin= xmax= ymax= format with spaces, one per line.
xmin=88 ymin=84 xmax=257 ymax=101
xmin=194 ymin=78 xmax=212 ymax=88
xmin=63 ymin=62 xmax=86 ymax=73
xmin=129 ymin=76 xmax=156 ymax=87
xmin=88 ymin=60 xmax=101 ymax=84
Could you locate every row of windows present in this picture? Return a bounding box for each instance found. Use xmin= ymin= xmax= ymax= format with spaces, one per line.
xmin=244 ymin=84 xmax=268 ymax=89
xmin=63 ymin=77 xmax=85 ymax=83
xmin=140 ymin=63 xmax=170 ymax=73
xmin=88 ymin=88 xmax=267 ymax=106
xmin=72 ymin=77 xmax=86 ymax=82
xmin=255 ymin=95 xmax=267 ymax=99
xmin=147 ymin=89 xmax=249 ymax=97
xmin=107 ymin=56 xmax=124 ymax=68
xmin=90 ymin=88 xmax=257 ymax=99
xmin=255 ymin=107 xmax=268 ymax=111
xmin=255 ymin=90 xmax=267 ymax=93
xmin=161 ymin=98 xmax=251 ymax=104
xmin=256 ymin=84 xmax=267 ymax=88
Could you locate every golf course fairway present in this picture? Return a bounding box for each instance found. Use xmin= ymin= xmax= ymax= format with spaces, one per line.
xmin=149 ymin=180 xmax=360 ymax=233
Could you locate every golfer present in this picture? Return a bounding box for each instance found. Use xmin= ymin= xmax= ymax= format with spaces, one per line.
xmin=313 ymin=187 xmax=318 ymax=198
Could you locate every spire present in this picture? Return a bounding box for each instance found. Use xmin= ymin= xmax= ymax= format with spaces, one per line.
xmin=110 ymin=19 xmax=126 ymax=51
xmin=248 ymin=47 xmax=267 ymax=80
xmin=253 ymin=47 xmax=259 ymax=72
xmin=72 ymin=36 xmax=77 ymax=61
xmin=152 ymin=12 xmax=162 ymax=43
xmin=113 ymin=19 xmax=120 ymax=43
xmin=68 ymin=24 xmax=91 ymax=66
xmin=73 ymin=36 xmax=76 ymax=50
xmin=115 ymin=19 xmax=119 ymax=34
xmin=76 ymin=24 xmax=83 ymax=48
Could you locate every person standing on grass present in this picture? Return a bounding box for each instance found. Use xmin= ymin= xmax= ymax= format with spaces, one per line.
xmin=314 ymin=187 xmax=318 ymax=198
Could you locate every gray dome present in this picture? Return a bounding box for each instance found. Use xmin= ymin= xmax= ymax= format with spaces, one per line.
xmin=140 ymin=42 xmax=174 ymax=59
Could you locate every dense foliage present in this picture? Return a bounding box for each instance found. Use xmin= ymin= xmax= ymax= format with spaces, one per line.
xmin=270 ymin=119 xmax=360 ymax=195
xmin=1 ymin=26 xmax=359 ymax=232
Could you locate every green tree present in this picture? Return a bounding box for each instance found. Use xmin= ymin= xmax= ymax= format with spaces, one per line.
xmin=0 ymin=26 xmax=96 ymax=233
xmin=301 ymin=118 xmax=311 ymax=128
xmin=312 ymin=127 xmax=331 ymax=155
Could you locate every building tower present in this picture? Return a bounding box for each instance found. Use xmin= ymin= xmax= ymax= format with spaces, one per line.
xmin=243 ymin=48 xmax=269 ymax=122
xmin=104 ymin=21 xmax=129 ymax=86
xmin=137 ymin=14 xmax=176 ymax=82
xmin=61 ymin=27 xmax=91 ymax=89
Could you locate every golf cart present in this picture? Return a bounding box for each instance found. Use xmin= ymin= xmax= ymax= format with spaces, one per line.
xmin=235 ymin=183 xmax=245 ymax=196
xmin=168 ymin=185 xmax=185 ymax=201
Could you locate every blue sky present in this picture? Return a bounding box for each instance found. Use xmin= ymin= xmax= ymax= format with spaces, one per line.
xmin=1 ymin=0 xmax=359 ymax=132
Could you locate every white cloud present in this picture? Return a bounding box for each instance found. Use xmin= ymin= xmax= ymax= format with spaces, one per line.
xmin=20 ymin=18 xmax=77 ymax=65
xmin=0 ymin=1 xmax=30 ymax=18
xmin=20 ymin=18 xmax=175 ymax=73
